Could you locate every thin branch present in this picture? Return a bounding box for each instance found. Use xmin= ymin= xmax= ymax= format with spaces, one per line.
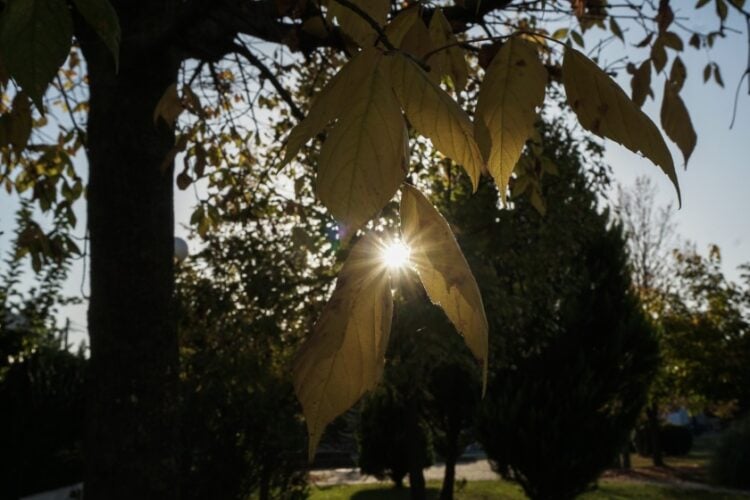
xmin=232 ymin=42 xmax=304 ymax=121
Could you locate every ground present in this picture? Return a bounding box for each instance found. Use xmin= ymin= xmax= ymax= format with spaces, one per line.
xmin=308 ymin=433 xmax=750 ymax=499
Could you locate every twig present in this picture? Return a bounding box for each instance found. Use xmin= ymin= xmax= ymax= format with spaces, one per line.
xmin=232 ymin=42 xmax=304 ymax=121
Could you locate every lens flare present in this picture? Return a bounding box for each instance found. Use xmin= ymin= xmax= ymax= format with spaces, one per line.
xmin=382 ymin=240 xmax=411 ymax=269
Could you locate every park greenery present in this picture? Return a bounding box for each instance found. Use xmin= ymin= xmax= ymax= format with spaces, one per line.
xmin=1 ymin=0 xmax=750 ymax=498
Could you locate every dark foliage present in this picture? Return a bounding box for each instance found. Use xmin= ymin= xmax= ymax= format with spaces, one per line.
xmin=710 ymin=416 xmax=750 ymax=490
xmin=474 ymin=123 xmax=659 ymax=500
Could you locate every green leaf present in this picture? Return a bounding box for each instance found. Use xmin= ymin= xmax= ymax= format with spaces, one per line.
xmin=72 ymin=0 xmax=120 ymax=69
xmin=388 ymin=52 xmax=485 ymax=190
xmin=317 ymin=49 xmax=408 ymax=235
xmin=474 ymin=38 xmax=547 ymax=201
xmin=293 ymin=232 xmax=393 ymax=461
xmin=400 ymin=184 xmax=488 ymax=391
xmin=280 ymin=49 xmax=374 ymax=167
xmin=562 ymin=47 xmax=680 ymax=204
xmin=0 ymin=0 xmax=73 ymax=109
xmin=716 ymin=0 xmax=728 ymax=20
xmin=661 ymin=81 xmax=697 ymax=166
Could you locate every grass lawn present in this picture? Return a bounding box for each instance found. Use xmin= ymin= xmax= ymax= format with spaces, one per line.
xmin=309 ymin=479 xmax=748 ymax=499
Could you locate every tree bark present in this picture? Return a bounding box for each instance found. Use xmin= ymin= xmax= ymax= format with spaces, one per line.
xmin=440 ymin=455 xmax=456 ymax=500
xmin=647 ymin=403 xmax=664 ymax=467
xmin=406 ymin=397 xmax=426 ymax=500
xmin=81 ymin=4 xmax=181 ymax=497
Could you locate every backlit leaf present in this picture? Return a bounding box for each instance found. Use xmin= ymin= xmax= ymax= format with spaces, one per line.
xmin=0 ymin=91 xmax=33 ymax=153
xmin=562 ymin=47 xmax=680 ymax=204
xmin=388 ymin=53 xmax=484 ymax=190
xmin=428 ymin=8 xmax=468 ymax=91
xmin=293 ymin=233 xmax=393 ymax=461
xmin=474 ymin=38 xmax=547 ymax=200
xmin=0 ymin=0 xmax=73 ymax=109
xmin=153 ymin=83 xmax=183 ymax=127
xmin=317 ymin=49 xmax=408 ymax=234
xmin=328 ymin=0 xmax=389 ymax=48
xmin=400 ymin=184 xmax=488 ymax=391
xmin=661 ymin=82 xmax=696 ymax=165
xmin=73 ymin=0 xmax=121 ymax=68
xmin=280 ymin=48 xmax=374 ymax=166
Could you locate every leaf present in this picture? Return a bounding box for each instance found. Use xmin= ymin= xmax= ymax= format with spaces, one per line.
xmin=0 ymin=0 xmax=73 ymax=109
xmin=570 ymin=30 xmax=585 ymax=48
xmin=328 ymin=0 xmax=389 ymax=48
xmin=669 ymin=57 xmax=687 ymax=92
xmin=317 ymin=50 xmax=408 ymax=234
xmin=280 ymin=49 xmax=374 ymax=166
xmin=428 ymin=8 xmax=468 ymax=91
xmin=695 ymin=0 xmax=711 ymax=7
xmin=661 ymin=81 xmax=697 ymax=166
xmin=713 ymin=64 xmax=724 ymax=87
xmin=0 ymin=91 xmax=33 ymax=153
xmin=661 ymin=32 xmax=683 ymax=51
xmin=630 ymin=60 xmax=652 ymax=108
xmin=562 ymin=47 xmax=680 ymax=204
xmin=73 ymin=0 xmax=121 ymax=68
xmin=716 ymin=0 xmax=728 ymax=21
xmin=153 ymin=83 xmax=183 ymax=127
xmin=293 ymin=232 xmax=393 ymax=461
xmin=388 ymin=52 xmax=484 ymax=190
xmin=474 ymin=38 xmax=547 ymax=200
xmin=651 ymin=38 xmax=667 ymax=73
xmin=383 ymin=7 xmax=419 ymax=47
xmin=609 ymin=18 xmax=624 ymax=41
xmin=703 ymin=63 xmax=711 ymax=82
xmin=400 ymin=184 xmax=488 ymax=391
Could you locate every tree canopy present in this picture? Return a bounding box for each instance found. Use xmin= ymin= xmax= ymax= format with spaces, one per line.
xmin=1 ymin=0 xmax=748 ymax=496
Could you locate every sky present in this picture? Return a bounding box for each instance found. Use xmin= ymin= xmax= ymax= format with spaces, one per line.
xmin=1 ymin=5 xmax=748 ymax=348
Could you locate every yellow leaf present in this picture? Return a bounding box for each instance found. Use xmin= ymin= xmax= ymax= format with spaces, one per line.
xmin=661 ymin=82 xmax=696 ymax=165
xmin=388 ymin=53 xmax=485 ymax=190
xmin=474 ymin=38 xmax=547 ymax=201
xmin=400 ymin=184 xmax=488 ymax=391
xmin=280 ymin=49 xmax=375 ymax=166
xmin=384 ymin=7 xmax=419 ymax=47
xmin=398 ymin=11 xmax=433 ymax=59
xmin=153 ymin=83 xmax=183 ymax=127
xmin=317 ymin=49 xmax=408 ymax=234
xmin=293 ymin=232 xmax=393 ymax=461
xmin=562 ymin=47 xmax=681 ymax=204
xmin=428 ymin=8 xmax=468 ymax=91
xmin=328 ymin=0 xmax=389 ymax=48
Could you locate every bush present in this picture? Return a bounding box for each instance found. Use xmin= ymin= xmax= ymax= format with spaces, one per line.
xmin=358 ymin=385 xmax=433 ymax=487
xmin=634 ymin=424 xmax=693 ymax=457
xmin=710 ymin=416 xmax=750 ymax=490
xmin=660 ymin=424 xmax=693 ymax=456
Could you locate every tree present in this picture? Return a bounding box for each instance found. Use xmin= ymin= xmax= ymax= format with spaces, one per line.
xmin=475 ymin=124 xmax=659 ymax=500
xmin=0 ymin=206 xmax=86 ymax=499
xmin=0 ymin=0 xmax=746 ymax=496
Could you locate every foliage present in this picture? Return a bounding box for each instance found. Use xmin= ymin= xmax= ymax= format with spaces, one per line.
xmin=660 ymin=424 xmax=695 ymax=457
xmin=474 ymin=123 xmax=659 ymax=500
xmin=710 ymin=416 xmax=750 ymax=490
xmin=0 ymin=207 xmax=85 ymax=499
xmin=358 ymin=384 xmax=434 ymax=488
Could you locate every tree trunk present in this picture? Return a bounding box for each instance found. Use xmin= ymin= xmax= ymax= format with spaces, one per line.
xmin=81 ymin=5 xmax=181 ymax=497
xmin=647 ymin=403 xmax=664 ymax=467
xmin=406 ymin=396 xmax=426 ymax=500
xmin=440 ymin=456 xmax=456 ymax=500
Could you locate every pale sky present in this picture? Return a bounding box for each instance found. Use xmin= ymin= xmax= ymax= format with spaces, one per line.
xmin=1 ymin=6 xmax=748 ymax=348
